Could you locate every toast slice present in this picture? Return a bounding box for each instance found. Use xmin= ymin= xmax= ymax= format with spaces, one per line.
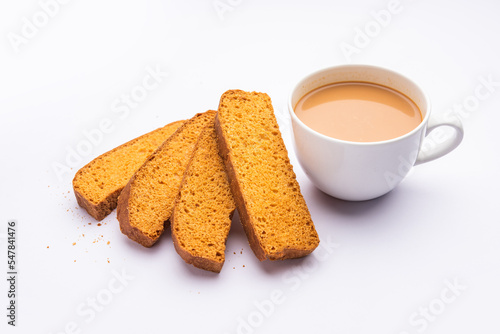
xmin=215 ymin=90 xmax=320 ymax=261
xmin=73 ymin=120 xmax=184 ymax=221
xmin=117 ymin=111 xmax=216 ymax=247
xmin=171 ymin=124 xmax=236 ymax=273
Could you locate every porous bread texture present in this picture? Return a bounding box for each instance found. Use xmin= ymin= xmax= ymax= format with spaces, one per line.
xmin=171 ymin=125 xmax=236 ymax=273
xmin=215 ymin=90 xmax=320 ymax=261
xmin=117 ymin=111 xmax=217 ymax=247
xmin=73 ymin=121 xmax=184 ymax=221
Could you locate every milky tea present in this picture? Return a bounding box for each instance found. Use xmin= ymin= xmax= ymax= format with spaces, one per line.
xmin=294 ymin=82 xmax=422 ymax=142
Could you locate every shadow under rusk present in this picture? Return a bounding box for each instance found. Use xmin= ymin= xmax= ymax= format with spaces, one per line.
xmin=226 ymin=209 xmax=248 ymax=246
xmin=178 ymin=258 xmax=221 ymax=278
xmin=258 ymin=255 xmax=310 ymax=276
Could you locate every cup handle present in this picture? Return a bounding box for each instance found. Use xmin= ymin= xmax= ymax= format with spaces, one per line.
xmin=414 ymin=113 xmax=464 ymax=165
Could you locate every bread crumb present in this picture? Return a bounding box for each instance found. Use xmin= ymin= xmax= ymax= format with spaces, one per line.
xmin=97 ymin=223 xmax=102 ymax=226
xmin=74 ymin=260 xmax=76 ymax=262
xmin=107 ymin=258 xmax=110 ymax=263
xmin=107 ymin=241 xmax=110 ymax=245
xmin=233 ymin=267 xmax=235 ymax=269
xmin=46 ymin=246 xmax=49 ymax=249
xmin=72 ymin=242 xmax=76 ymax=246
xmin=243 ymin=265 xmax=245 ymax=267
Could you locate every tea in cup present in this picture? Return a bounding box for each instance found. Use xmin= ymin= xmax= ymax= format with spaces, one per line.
xmin=288 ymin=65 xmax=464 ymax=201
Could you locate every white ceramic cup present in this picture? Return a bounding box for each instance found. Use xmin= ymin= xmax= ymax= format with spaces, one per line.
xmin=288 ymin=64 xmax=464 ymax=201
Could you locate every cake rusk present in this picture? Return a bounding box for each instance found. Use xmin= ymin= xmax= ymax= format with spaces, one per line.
xmin=117 ymin=111 xmax=217 ymax=247
xmin=171 ymin=125 xmax=236 ymax=273
xmin=73 ymin=120 xmax=184 ymax=221
xmin=215 ymin=90 xmax=320 ymax=261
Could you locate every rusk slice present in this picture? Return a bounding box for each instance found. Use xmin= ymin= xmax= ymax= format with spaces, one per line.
xmin=73 ymin=120 xmax=183 ymax=221
xmin=117 ymin=111 xmax=216 ymax=247
xmin=171 ymin=125 xmax=236 ymax=273
xmin=215 ymin=90 xmax=320 ymax=261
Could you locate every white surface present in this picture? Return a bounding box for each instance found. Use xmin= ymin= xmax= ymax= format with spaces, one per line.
xmin=1 ymin=1 xmax=499 ymax=333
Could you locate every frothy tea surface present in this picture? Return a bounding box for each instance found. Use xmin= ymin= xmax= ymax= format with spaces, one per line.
xmin=294 ymin=82 xmax=422 ymax=142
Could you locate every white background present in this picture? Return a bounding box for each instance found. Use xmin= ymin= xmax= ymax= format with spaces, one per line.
xmin=1 ymin=0 xmax=499 ymax=333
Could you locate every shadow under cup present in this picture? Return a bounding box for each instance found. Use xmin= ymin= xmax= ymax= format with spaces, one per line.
xmin=288 ymin=65 xmax=432 ymax=201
